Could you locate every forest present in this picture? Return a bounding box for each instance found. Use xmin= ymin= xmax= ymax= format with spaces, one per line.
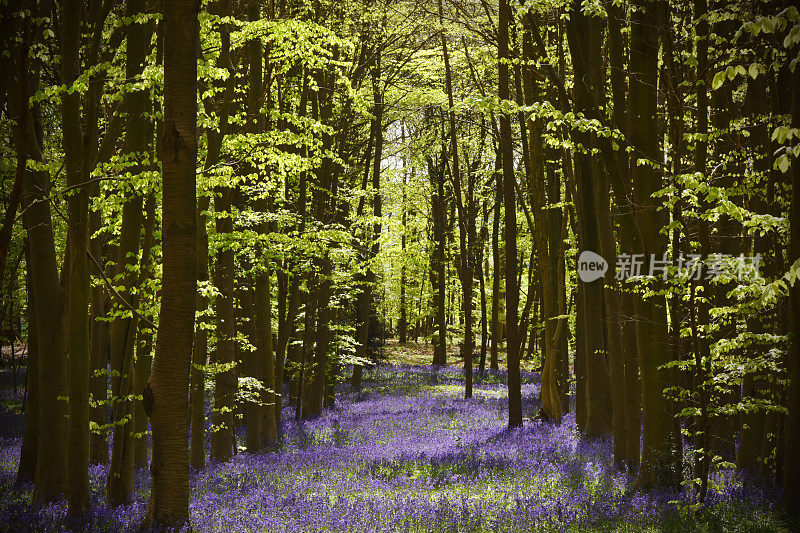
xmin=0 ymin=0 xmax=799 ymax=530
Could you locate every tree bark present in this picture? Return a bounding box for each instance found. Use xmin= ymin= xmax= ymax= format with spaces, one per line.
xmin=521 ymin=14 xmax=561 ymax=422
xmin=59 ymin=0 xmax=91 ymax=513
xmin=565 ymin=1 xmax=612 ymax=437
xmin=144 ymin=0 xmax=198 ymax=525
xmin=630 ymin=0 xmax=681 ymax=490
xmin=133 ymin=191 xmax=157 ymax=470
xmin=783 ymin=43 xmax=800 ymax=514
xmin=429 ymin=153 xmax=448 ymax=368
xmin=10 ymin=16 xmax=69 ymax=501
xmin=89 ymin=216 xmax=110 ymax=466
xmin=249 ymin=0 xmax=277 ymax=446
xmin=439 ymin=0 xmax=473 ymax=396
xmin=16 ymin=239 xmax=38 ymax=484
xmin=107 ymin=1 xmax=153 ymax=505
xmin=239 ymin=276 xmax=261 ymax=452
xmin=190 ymin=193 xmax=209 ymax=470
xmin=498 ymin=0 xmax=521 ymax=428
xmin=210 ymin=11 xmax=237 ymax=463
xmin=490 ymin=152 xmax=502 ymax=371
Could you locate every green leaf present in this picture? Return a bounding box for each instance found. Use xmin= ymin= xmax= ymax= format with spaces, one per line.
xmin=777 ymin=154 xmax=789 ymax=173
xmin=712 ymin=71 xmax=725 ymax=90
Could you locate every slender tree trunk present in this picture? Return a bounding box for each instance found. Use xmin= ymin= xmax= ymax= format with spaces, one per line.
xmin=11 ymin=19 xmax=69 ymax=501
xmin=324 ymin=306 xmax=338 ymax=409
xmin=490 ymin=152 xmax=502 ymax=371
xmin=144 ymin=0 xmax=198 ymax=525
xmin=354 ymin=59 xmax=385 ymax=386
xmin=238 ymin=275 xmax=261 ymax=452
xmin=630 ymin=0 xmax=681 ymax=490
xmin=304 ymin=63 xmax=336 ymax=419
xmin=296 ymin=283 xmax=316 ymax=419
xmin=597 ymin=169 xmax=627 ymax=465
xmin=16 ymin=239 xmax=38 ymax=484
xmin=783 ymin=44 xmax=800 ymax=514
xmin=275 ymin=273 xmax=298 ymax=424
xmin=27 ymin=131 xmax=70 ymax=503
xmin=478 ymin=201 xmax=489 ymax=376
xmin=439 ymin=0 xmax=473 ymax=396
xmin=61 ymin=0 xmax=90 ymax=513
xmin=351 ymin=74 xmax=376 ymax=390
xmin=429 ymin=154 xmax=448 ymax=368
xmin=693 ymin=0 xmax=714 ymax=500
xmin=521 ymin=14 xmax=561 ymax=422
xmin=212 ymin=181 xmax=237 ymax=462
xmin=210 ymin=10 xmax=237 ymax=461
xmin=189 ymin=7 xmax=236 ymax=466
xmin=190 ymin=193 xmax=209 ymax=470
xmin=607 ymin=0 xmax=641 ymax=470
xmin=566 ymin=2 xmax=612 ymax=437
xmin=737 ymin=75 xmax=771 ymax=471
xmin=399 ymin=127 xmax=408 ymax=345
xmin=89 ymin=213 xmax=109 ymax=465
xmin=256 ymin=265 xmax=276 ymax=444
xmin=621 ymin=287 xmax=641 ymax=470
xmin=498 ymin=0 xmax=521 ymax=427
xmin=107 ymin=0 xmax=154 ymax=505
xmin=304 ymin=256 xmax=331 ymax=419
xmin=133 ymin=194 xmax=156 ymax=469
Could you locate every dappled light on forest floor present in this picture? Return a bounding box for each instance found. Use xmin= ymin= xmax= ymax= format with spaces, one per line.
xmin=0 ymin=363 xmax=790 ymax=531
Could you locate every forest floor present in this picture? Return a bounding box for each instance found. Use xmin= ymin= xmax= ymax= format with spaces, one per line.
xmin=0 ymin=342 xmax=794 ymax=531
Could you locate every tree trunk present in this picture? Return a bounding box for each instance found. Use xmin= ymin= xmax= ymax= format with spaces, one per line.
xmin=575 ymin=281 xmax=587 ymax=432
xmin=783 ymin=43 xmax=800 ymax=514
xmin=478 ymin=202 xmax=489 ymax=375
xmin=737 ymin=75 xmax=772 ymax=472
xmin=189 ymin=4 xmax=236 ymax=466
xmin=490 ymin=152 xmax=502 ymax=371
xmin=256 ymin=266 xmax=277 ymax=444
xmin=26 ymin=119 xmax=70 ymax=504
xmin=352 ymin=59 xmax=382 ymax=387
xmin=89 ymin=212 xmax=109 ymax=466
xmin=144 ymin=0 xmax=198 ymax=525
xmin=107 ymin=0 xmax=154 ymax=505
xmin=239 ymin=276 xmax=261 ymax=452
xmin=566 ymin=0 xmax=612 ymax=438
xmin=621 ymin=289 xmax=641 ymax=470
xmin=304 ymin=257 xmax=331 ymax=419
xmin=133 ymin=194 xmax=156 ymax=469
xmin=11 ymin=22 xmax=69 ymax=501
xmin=61 ymin=0 xmax=91 ymax=513
xmin=275 ymin=272 xmax=299 ymax=424
xmin=190 ymin=193 xmax=209 ymax=470
xmin=630 ymin=0 xmax=681 ymax=490
xmin=212 ymin=182 xmax=237 ymax=462
xmin=439 ymin=0 xmax=473 ymax=396
xmin=607 ymin=0 xmax=641 ymax=470
xmin=399 ymin=126 xmax=408 ymax=345
xmin=521 ymin=14 xmax=561 ymax=422
xmin=429 ymin=154 xmax=447 ymax=368
xmin=692 ymin=0 xmax=713 ymax=500
xmin=16 ymin=239 xmax=38 ymax=484
xmin=597 ymin=171 xmax=627 ymax=464
xmin=498 ymin=0 xmax=521 ymax=428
